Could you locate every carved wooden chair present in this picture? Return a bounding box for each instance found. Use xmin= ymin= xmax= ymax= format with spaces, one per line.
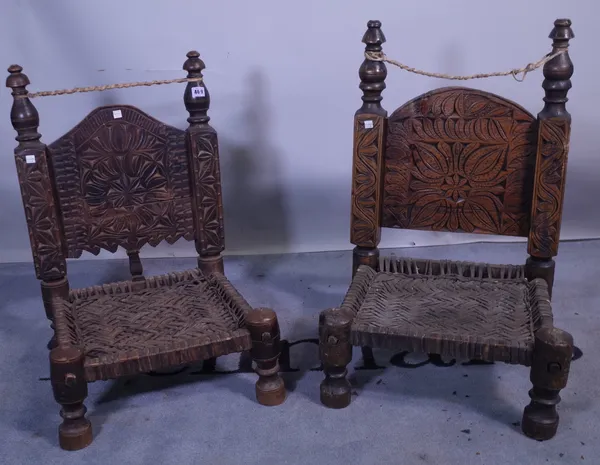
xmin=6 ymin=51 xmax=286 ymax=451
xmin=319 ymin=19 xmax=575 ymax=441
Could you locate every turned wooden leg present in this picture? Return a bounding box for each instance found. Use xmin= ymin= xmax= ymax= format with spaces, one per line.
xmin=41 ymin=278 xmax=69 ymax=350
xmin=246 ymin=308 xmax=286 ymax=406
xmin=198 ymin=253 xmax=224 ymax=275
xmin=319 ymin=308 xmax=353 ymax=409
xmin=360 ymin=346 xmax=378 ymax=368
xmin=526 ymin=257 xmax=555 ymax=299
xmin=522 ymin=326 xmax=573 ymax=441
xmin=50 ymin=346 xmax=92 ymax=451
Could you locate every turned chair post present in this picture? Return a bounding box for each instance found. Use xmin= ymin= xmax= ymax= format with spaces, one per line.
xmin=522 ymin=326 xmax=573 ymax=440
xmin=526 ymin=19 xmax=574 ymax=299
xmin=351 ymin=20 xmax=388 ymax=367
xmin=183 ymin=51 xmax=225 ymax=276
xmin=319 ymin=308 xmax=353 ymax=408
xmin=246 ymin=308 xmax=286 ymax=406
xmin=50 ymin=345 xmax=92 ymax=450
xmin=6 ymin=65 xmax=69 ymax=350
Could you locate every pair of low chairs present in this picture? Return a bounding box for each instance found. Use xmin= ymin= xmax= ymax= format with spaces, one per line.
xmin=7 ymin=19 xmax=575 ymax=450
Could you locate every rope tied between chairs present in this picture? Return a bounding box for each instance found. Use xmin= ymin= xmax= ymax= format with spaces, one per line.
xmin=14 ymin=76 xmax=204 ymax=99
xmin=11 ymin=47 xmax=563 ymax=100
xmin=365 ymin=49 xmax=566 ymax=82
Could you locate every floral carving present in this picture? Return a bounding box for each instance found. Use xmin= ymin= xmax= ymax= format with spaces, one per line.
xmin=48 ymin=106 xmax=195 ymax=256
xmin=407 ymin=141 xmax=508 ymax=232
xmin=528 ymin=119 xmax=571 ymax=257
xmin=15 ymin=150 xmax=66 ymax=280
xmin=350 ymin=114 xmax=385 ymax=248
xmin=383 ymin=88 xmax=536 ymax=236
xmin=188 ymin=129 xmax=225 ymax=255
xmin=80 ymin=124 xmax=169 ymax=211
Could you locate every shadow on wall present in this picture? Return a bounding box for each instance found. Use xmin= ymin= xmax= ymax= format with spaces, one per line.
xmin=219 ymin=70 xmax=290 ymax=257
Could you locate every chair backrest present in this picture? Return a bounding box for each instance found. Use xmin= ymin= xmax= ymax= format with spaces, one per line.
xmin=350 ymin=20 xmax=574 ymax=266
xmin=6 ymin=51 xmax=225 ymax=283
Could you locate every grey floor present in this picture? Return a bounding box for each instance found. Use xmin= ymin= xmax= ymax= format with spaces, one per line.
xmin=0 ymin=241 xmax=597 ymax=464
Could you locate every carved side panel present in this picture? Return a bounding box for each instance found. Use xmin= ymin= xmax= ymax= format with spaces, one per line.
xmin=15 ymin=150 xmax=66 ymax=280
xmin=350 ymin=114 xmax=386 ymax=247
xmin=187 ymin=128 xmax=225 ymax=255
xmin=47 ymin=106 xmax=194 ymax=256
xmin=528 ymin=119 xmax=571 ymax=257
xmin=383 ymin=87 xmax=537 ymax=237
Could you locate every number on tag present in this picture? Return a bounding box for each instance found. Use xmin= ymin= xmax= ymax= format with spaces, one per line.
xmin=364 ymin=120 xmax=374 ymax=129
xmin=192 ymin=87 xmax=205 ymax=98
xmin=25 ymin=155 xmax=36 ymax=164
xmin=113 ymin=109 xmax=122 ymax=119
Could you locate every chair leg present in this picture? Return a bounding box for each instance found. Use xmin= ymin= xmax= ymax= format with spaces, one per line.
xmin=522 ymin=327 xmax=573 ymax=441
xmin=319 ymin=308 xmax=353 ymax=409
xmin=246 ymin=308 xmax=286 ymax=406
xmin=41 ymin=278 xmax=69 ymax=350
xmin=525 ymin=257 xmax=555 ymax=299
xmin=203 ymin=357 xmax=217 ymax=373
xmin=50 ymin=346 xmax=92 ymax=451
xmin=361 ymin=346 xmax=377 ymax=368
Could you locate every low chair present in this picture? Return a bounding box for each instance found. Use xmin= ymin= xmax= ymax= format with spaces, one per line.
xmin=7 ymin=51 xmax=285 ymax=451
xmin=319 ymin=19 xmax=575 ymax=441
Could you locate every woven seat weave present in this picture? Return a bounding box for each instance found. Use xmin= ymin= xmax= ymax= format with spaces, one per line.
xmin=342 ymin=258 xmax=553 ymax=366
xmin=53 ymin=269 xmax=253 ymax=381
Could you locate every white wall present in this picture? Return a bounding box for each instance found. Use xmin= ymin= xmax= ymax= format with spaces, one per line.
xmin=1 ymin=0 xmax=598 ymax=263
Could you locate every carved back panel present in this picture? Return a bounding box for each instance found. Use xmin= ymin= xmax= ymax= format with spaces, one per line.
xmin=47 ymin=105 xmax=195 ymax=257
xmin=382 ymin=87 xmax=537 ymax=237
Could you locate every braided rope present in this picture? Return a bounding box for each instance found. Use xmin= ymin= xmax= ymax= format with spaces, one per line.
xmin=365 ymin=49 xmax=565 ymax=82
xmin=16 ymin=47 xmax=562 ymax=99
xmin=21 ymin=76 xmax=203 ymax=99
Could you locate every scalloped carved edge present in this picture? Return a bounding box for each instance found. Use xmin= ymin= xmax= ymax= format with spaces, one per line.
xmin=528 ymin=118 xmax=571 ymax=257
xmin=350 ymin=114 xmax=385 ymax=248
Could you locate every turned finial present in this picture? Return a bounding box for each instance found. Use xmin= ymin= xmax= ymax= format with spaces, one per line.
xmin=362 ymin=20 xmax=386 ymax=50
xmin=359 ymin=20 xmax=387 ymax=114
xmin=183 ymin=50 xmax=210 ymax=126
xmin=541 ymin=19 xmax=574 ymax=118
xmin=6 ymin=65 xmax=42 ymax=147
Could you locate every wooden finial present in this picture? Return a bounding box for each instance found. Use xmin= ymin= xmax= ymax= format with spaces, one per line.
xmin=541 ymin=19 xmax=574 ymax=118
xmin=359 ymin=20 xmax=387 ymax=114
xmin=6 ymin=65 xmax=42 ymax=149
xmin=183 ymin=50 xmax=210 ymax=126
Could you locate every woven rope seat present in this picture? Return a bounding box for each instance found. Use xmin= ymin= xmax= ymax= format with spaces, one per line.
xmin=53 ymin=269 xmax=253 ymax=382
xmin=341 ymin=257 xmax=553 ymax=366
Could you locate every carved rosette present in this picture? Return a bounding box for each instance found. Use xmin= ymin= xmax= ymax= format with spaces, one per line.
xmin=187 ymin=128 xmax=225 ymax=255
xmin=350 ymin=114 xmax=386 ymax=248
xmin=528 ymin=119 xmax=571 ymax=257
xmin=383 ymin=88 xmax=536 ymax=236
xmin=15 ymin=150 xmax=66 ymax=280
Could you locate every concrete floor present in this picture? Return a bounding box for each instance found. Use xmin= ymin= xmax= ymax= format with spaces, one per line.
xmin=0 ymin=241 xmax=597 ymax=464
